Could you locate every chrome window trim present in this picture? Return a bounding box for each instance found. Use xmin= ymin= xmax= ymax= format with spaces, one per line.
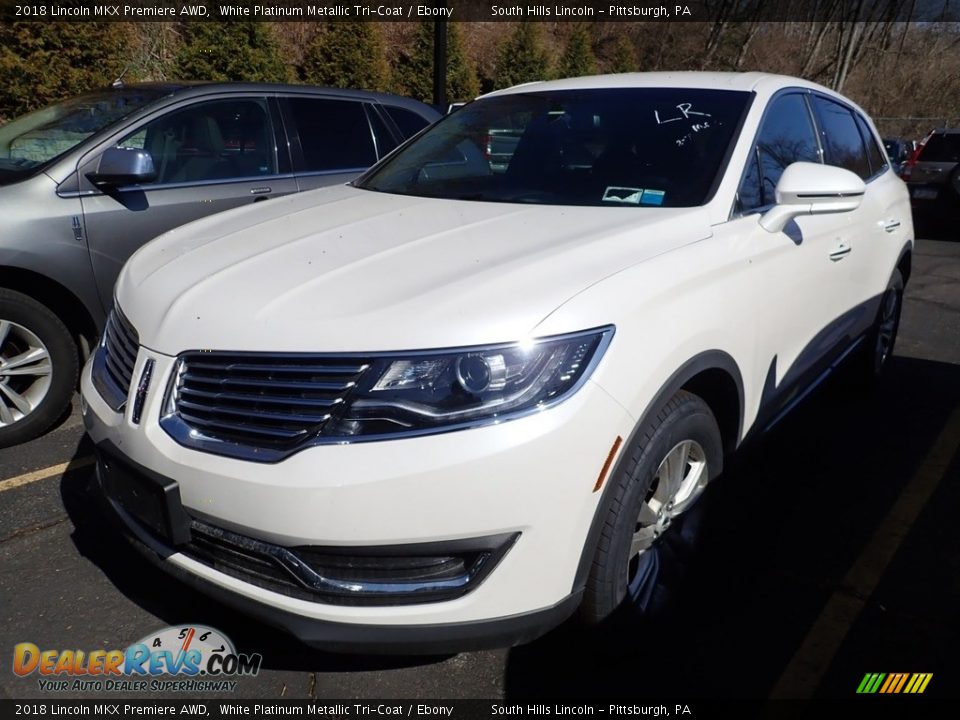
xmin=62 ymin=172 xmax=298 ymax=197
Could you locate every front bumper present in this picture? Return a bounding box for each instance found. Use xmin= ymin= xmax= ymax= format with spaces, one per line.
xmin=81 ymin=348 xmax=633 ymax=651
xmin=94 ymin=453 xmax=581 ymax=654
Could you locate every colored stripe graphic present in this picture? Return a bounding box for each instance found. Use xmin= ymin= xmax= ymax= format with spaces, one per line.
xmin=879 ymin=674 xmax=896 ymax=693
xmin=892 ymin=673 xmax=909 ymax=693
xmin=905 ymin=673 xmax=933 ymax=694
xmin=857 ymin=673 xmax=885 ymax=693
xmin=857 ymin=672 xmax=932 ymax=694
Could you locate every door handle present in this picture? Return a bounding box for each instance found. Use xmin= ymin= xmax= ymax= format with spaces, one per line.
xmin=829 ymin=243 xmax=851 ymax=261
xmin=250 ymin=187 xmax=272 ymax=195
xmin=884 ymin=220 xmax=901 ymax=233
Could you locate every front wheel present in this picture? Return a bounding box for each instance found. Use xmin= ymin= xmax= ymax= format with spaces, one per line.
xmin=579 ymin=390 xmax=723 ymax=624
xmin=0 ymin=289 xmax=79 ymax=447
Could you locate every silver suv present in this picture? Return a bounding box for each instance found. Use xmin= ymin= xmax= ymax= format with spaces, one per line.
xmin=0 ymin=82 xmax=438 ymax=446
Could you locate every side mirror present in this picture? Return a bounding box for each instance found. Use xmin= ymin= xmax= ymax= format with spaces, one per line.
xmin=86 ymin=147 xmax=156 ymax=188
xmin=759 ymin=161 xmax=865 ymax=233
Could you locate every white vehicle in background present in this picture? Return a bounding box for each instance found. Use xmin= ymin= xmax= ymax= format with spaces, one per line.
xmin=81 ymin=72 xmax=912 ymax=653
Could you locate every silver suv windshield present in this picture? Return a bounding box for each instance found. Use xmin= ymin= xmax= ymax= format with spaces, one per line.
xmin=0 ymin=87 xmax=167 ymax=183
xmin=358 ymin=88 xmax=751 ymax=207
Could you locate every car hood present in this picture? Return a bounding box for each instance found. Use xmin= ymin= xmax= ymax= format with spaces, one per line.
xmin=118 ymin=185 xmax=712 ymax=354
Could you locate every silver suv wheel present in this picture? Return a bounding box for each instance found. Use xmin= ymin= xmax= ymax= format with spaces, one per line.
xmin=0 ymin=289 xmax=79 ymax=447
xmin=0 ymin=320 xmax=53 ymax=427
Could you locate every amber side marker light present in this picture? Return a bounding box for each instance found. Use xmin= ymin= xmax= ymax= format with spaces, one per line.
xmin=593 ymin=436 xmax=623 ymax=492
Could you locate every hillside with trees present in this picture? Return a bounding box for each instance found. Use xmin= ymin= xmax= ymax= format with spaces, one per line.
xmin=0 ymin=18 xmax=958 ymax=139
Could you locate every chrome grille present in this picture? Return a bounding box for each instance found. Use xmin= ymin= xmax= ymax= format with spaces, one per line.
xmin=161 ymin=352 xmax=370 ymax=460
xmin=91 ymin=308 xmax=140 ymax=412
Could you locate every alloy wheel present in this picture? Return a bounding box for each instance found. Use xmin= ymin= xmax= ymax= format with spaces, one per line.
xmin=628 ymin=439 xmax=709 ymax=567
xmin=875 ymin=286 xmax=901 ymax=371
xmin=0 ymin=319 xmax=53 ymax=427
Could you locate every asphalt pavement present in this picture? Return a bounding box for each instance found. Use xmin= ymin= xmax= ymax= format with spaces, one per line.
xmin=1 ymin=236 xmax=958 ymax=704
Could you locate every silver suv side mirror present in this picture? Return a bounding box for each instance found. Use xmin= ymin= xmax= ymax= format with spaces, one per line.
xmin=86 ymin=147 xmax=156 ymax=188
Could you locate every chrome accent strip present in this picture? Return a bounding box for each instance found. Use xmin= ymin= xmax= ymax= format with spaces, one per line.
xmin=131 ymin=359 xmax=154 ymax=425
xmin=180 ymin=521 xmax=520 ymax=605
xmin=71 ymin=216 xmax=83 ymax=242
xmin=796 ymin=191 xmax=865 ymax=199
xmin=194 ymin=524 xmax=469 ymax=597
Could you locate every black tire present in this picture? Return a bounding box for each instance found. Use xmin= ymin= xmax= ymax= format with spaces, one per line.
xmin=852 ymin=268 xmax=904 ymax=385
xmin=579 ymin=390 xmax=723 ymax=624
xmin=0 ymin=289 xmax=79 ymax=448
xmin=949 ymin=164 xmax=960 ymax=199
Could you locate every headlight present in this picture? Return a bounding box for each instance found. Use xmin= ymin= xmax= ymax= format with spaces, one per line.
xmin=325 ymin=326 xmax=614 ymax=438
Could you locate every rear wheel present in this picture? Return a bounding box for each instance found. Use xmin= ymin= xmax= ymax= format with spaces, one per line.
xmin=856 ymin=269 xmax=904 ymax=383
xmin=0 ymin=289 xmax=79 ymax=447
xmin=579 ymin=390 xmax=723 ymax=624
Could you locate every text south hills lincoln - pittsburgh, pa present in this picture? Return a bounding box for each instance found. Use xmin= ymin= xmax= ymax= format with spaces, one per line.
xmin=489 ymin=5 xmax=691 ymax=17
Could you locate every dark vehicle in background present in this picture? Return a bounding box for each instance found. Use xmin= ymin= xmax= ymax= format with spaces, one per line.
xmin=0 ymin=82 xmax=439 ymax=447
xmin=883 ymin=137 xmax=913 ymax=175
xmin=901 ymin=127 xmax=960 ymax=225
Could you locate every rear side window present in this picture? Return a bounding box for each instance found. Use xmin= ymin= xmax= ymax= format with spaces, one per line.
xmin=811 ymin=96 xmax=871 ymax=179
xmin=287 ymin=98 xmax=377 ymax=172
xmin=919 ymin=133 xmax=960 ymax=162
xmin=384 ymin=106 xmax=432 ymax=139
xmin=738 ymin=93 xmax=820 ymax=212
xmin=854 ymin=113 xmax=888 ymax=175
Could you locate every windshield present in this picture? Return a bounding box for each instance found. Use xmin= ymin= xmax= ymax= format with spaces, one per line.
xmin=358 ymin=88 xmax=751 ymax=208
xmin=0 ymin=88 xmax=167 ymax=183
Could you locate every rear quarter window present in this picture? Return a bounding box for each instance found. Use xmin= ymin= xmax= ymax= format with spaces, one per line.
xmin=812 ymin=96 xmax=871 ymax=180
xmin=854 ymin=113 xmax=888 ymax=176
xmin=385 ymin=106 xmax=432 ymax=139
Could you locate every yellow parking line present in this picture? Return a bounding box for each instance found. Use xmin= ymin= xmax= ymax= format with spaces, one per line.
xmin=0 ymin=457 xmax=95 ymax=493
xmin=770 ymin=405 xmax=960 ymax=699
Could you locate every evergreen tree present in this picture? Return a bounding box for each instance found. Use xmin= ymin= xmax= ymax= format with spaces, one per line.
xmin=300 ymin=21 xmax=390 ymax=92
xmin=494 ymin=24 xmax=551 ymax=89
xmin=609 ymin=34 xmax=638 ymax=73
xmin=396 ymin=22 xmax=479 ymax=104
xmin=174 ymin=22 xmax=289 ymax=83
xmin=0 ymin=22 xmax=130 ymax=118
xmin=557 ymin=25 xmax=598 ymax=79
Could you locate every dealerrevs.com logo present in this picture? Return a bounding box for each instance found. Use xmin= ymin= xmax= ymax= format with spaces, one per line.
xmin=13 ymin=625 xmax=262 ymax=693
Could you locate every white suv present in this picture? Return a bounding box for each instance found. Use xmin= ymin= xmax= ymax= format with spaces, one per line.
xmin=81 ymin=73 xmax=912 ymax=653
